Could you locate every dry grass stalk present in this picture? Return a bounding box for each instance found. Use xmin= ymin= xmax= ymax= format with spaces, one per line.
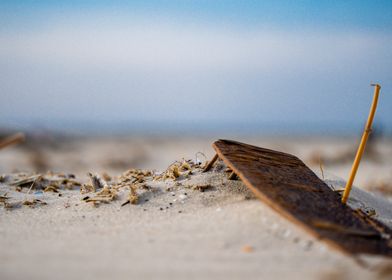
xmin=9 ymin=174 xmax=42 ymax=187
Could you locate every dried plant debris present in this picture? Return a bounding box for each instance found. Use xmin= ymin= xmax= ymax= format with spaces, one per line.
xmin=88 ymin=172 xmax=109 ymax=190
xmin=117 ymin=169 xmax=153 ymax=187
xmin=1 ymin=197 xmax=47 ymax=210
xmin=9 ymin=174 xmax=42 ymax=187
xmin=80 ymin=183 xmax=95 ymax=194
xmin=154 ymin=159 xmax=203 ymax=181
xmin=22 ymin=199 xmax=47 ymax=208
xmin=83 ymin=185 xmax=117 ymax=206
xmin=121 ymin=185 xmax=139 ymax=206
xmin=4 ymin=172 xmax=81 ymax=191
xmin=44 ymin=185 xmax=59 ymax=193
xmin=189 ymin=184 xmax=213 ymax=192
xmin=0 ymin=172 xmax=84 ymax=210
xmin=1 ymin=158 xmax=223 ymax=209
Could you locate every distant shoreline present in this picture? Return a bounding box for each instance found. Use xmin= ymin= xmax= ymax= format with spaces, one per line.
xmin=1 ymin=120 xmax=391 ymax=137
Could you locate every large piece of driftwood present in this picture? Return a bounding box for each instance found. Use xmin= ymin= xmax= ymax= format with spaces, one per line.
xmin=212 ymin=139 xmax=392 ymax=257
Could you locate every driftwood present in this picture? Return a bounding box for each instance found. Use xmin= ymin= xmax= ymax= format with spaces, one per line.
xmin=0 ymin=133 xmax=25 ymax=150
xmin=211 ymin=139 xmax=392 ymax=257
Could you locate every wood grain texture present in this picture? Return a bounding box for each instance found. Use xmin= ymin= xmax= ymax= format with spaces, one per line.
xmin=213 ymin=139 xmax=392 ymax=257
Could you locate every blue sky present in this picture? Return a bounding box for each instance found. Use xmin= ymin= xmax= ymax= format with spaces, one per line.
xmin=0 ymin=1 xmax=391 ymax=134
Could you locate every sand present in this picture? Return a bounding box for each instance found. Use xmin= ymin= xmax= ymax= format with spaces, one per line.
xmin=1 ymin=135 xmax=392 ymax=279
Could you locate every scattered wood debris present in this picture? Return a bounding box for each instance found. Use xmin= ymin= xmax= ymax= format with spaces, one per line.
xmin=121 ymin=185 xmax=139 ymax=206
xmin=88 ymin=172 xmax=109 ymax=190
xmin=3 ymin=201 xmax=22 ymax=210
xmin=118 ymin=168 xmax=152 ymax=187
xmin=5 ymin=173 xmax=81 ymax=191
xmin=190 ymin=184 xmax=213 ymax=192
xmin=0 ymin=194 xmax=9 ymax=203
xmin=83 ymin=185 xmax=117 ymax=205
xmin=44 ymin=185 xmax=59 ymax=193
xmin=154 ymin=159 xmax=203 ymax=181
xmin=80 ymin=183 xmax=95 ymax=194
xmin=1 ymin=198 xmax=47 ymax=210
xmin=22 ymin=199 xmax=47 ymax=208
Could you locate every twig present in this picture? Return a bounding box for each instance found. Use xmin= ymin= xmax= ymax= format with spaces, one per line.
xmin=319 ymin=156 xmax=325 ymax=180
xmin=203 ymin=154 xmax=218 ymax=172
xmin=0 ymin=133 xmax=25 ymax=150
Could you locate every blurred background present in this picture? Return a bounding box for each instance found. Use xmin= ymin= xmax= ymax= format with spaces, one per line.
xmin=0 ymin=1 xmax=391 ymax=189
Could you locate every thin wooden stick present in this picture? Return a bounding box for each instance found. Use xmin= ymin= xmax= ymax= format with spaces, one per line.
xmin=228 ymin=171 xmax=238 ymax=180
xmin=341 ymin=84 xmax=381 ymax=204
xmin=203 ymin=154 xmax=218 ymax=172
xmin=0 ymin=133 xmax=25 ymax=150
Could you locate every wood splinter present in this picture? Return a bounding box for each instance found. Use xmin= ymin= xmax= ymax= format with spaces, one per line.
xmin=228 ymin=171 xmax=239 ymax=180
xmin=203 ymin=154 xmax=218 ymax=172
xmin=0 ymin=133 xmax=25 ymax=150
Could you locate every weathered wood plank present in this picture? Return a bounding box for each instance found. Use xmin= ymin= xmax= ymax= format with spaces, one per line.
xmin=213 ymin=139 xmax=392 ymax=257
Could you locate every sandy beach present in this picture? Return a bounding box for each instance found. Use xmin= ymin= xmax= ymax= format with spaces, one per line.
xmin=1 ymin=135 xmax=392 ymax=279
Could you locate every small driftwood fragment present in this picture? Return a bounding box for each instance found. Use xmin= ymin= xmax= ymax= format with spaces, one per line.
xmin=80 ymin=183 xmax=95 ymax=194
xmin=44 ymin=185 xmax=59 ymax=193
xmin=191 ymin=184 xmax=212 ymax=192
xmin=88 ymin=172 xmax=109 ymax=190
xmin=121 ymin=185 xmax=139 ymax=206
xmin=203 ymin=154 xmax=218 ymax=172
xmin=22 ymin=199 xmax=47 ymax=207
xmin=9 ymin=175 xmax=42 ymax=187
xmin=0 ymin=133 xmax=25 ymax=150
xmin=228 ymin=171 xmax=239 ymax=180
